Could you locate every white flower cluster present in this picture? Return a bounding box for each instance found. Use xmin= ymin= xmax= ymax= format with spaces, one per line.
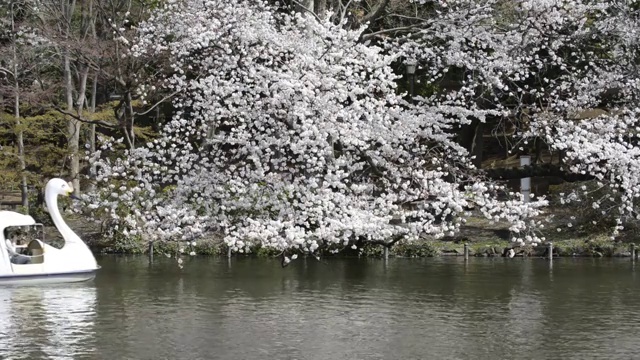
xmin=390 ymin=0 xmax=640 ymax=237
xmin=87 ymin=0 xmax=565 ymax=253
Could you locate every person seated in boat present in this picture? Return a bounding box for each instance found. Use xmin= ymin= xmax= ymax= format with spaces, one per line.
xmin=5 ymin=239 xmax=31 ymax=264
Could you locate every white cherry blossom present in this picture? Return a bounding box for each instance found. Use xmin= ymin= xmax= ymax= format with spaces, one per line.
xmin=84 ymin=0 xmax=575 ymax=253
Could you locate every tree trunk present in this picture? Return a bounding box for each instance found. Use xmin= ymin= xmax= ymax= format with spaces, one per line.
xmin=11 ymin=4 xmax=28 ymax=212
xmin=88 ymin=71 xmax=98 ymax=190
xmin=296 ymin=0 xmax=314 ymax=13
xmin=74 ymin=66 xmax=90 ymax=193
xmin=122 ymin=91 xmax=136 ymax=148
xmin=87 ymin=0 xmax=98 ymax=189
xmin=458 ymin=119 xmax=484 ymax=168
xmin=471 ymin=121 xmax=484 ymax=169
xmin=314 ymin=0 xmax=326 ymax=16
xmin=65 ymin=54 xmax=82 ymax=193
xmin=60 ymin=0 xmax=81 ymax=193
xmin=15 ymin=84 xmax=28 ymax=212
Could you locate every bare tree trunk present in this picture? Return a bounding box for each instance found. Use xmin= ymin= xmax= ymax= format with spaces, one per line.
xmin=58 ymin=0 xmax=82 ymax=193
xmin=314 ymin=0 xmax=326 ymax=16
xmin=64 ymin=54 xmax=82 ymax=193
xmin=296 ymin=0 xmax=314 ymax=13
xmin=11 ymin=3 xmax=28 ymax=212
xmin=87 ymin=0 xmax=98 ymax=190
xmin=14 ymin=81 xmax=28 ymax=211
xmin=88 ymin=71 xmax=98 ymax=189
xmin=125 ymin=91 xmax=135 ymax=147
xmin=74 ymin=66 xmax=90 ymax=193
xmin=471 ymin=121 xmax=484 ymax=169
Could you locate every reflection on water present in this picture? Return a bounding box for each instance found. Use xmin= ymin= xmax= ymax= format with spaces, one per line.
xmin=1 ymin=256 xmax=640 ymax=359
xmin=0 ymin=283 xmax=96 ymax=359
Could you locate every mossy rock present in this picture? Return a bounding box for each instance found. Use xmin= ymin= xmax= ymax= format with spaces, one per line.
xmin=392 ymin=242 xmax=439 ymax=257
xmin=194 ymin=241 xmax=226 ymax=256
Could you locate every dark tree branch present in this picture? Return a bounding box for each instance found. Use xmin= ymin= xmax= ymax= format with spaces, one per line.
xmin=367 ymin=235 xmax=403 ymax=248
xmin=483 ymin=164 xmax=595 ymax=182
xmin=53 ymin=105 xmax=117 ymax=128
xmin=290 ymin=0 xmax=322 ymax=22
xmin=360 ymin=0 xmax=391 ymax=25
xmin=360 ymin=25 xmax=419 ymax=41
xmin=133 ymin=90 xmax=180 ymax=116
xmin=357 ymin=147 xmax=385 ymax=177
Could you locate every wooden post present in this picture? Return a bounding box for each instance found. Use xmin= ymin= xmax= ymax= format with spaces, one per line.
xmin=548 ymin=242 xmax=553 ymax=260
xmin=148 ymin=241 xmax=154 ymax=263
xmin=464 ymin=243 xmax=469 ymax=260
xmin=520 ymin=155 xmax=531 ymax=203
xmin=631 ymin=243 xmax=636 ymax=261
xmin=383 ymin=246 xmax=389 ymax=260
xmin=227 ymin=246 xmax=232 ymax=259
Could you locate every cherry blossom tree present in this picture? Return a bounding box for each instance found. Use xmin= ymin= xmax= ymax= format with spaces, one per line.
xmin=385 ymin=0 xmax=640 ymax=236
xmin=84 ymin=0 xmax=549 ymax=255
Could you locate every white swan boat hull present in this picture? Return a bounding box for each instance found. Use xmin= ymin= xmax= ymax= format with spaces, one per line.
xmin=0 ymin=268 xmax=98 ymax=285
xmin=0 ymin=237 xmax=100 ymax=285
xmin=0 ymin=237 xmax=99 ymax=285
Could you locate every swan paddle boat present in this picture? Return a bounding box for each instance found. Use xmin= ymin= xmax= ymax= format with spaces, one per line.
xmin=0 ymin=178 xmax=99 ymax=284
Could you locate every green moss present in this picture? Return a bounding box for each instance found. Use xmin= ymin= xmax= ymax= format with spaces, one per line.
xmin=107 ymin=235 xmax=146 ymax=254
xmin=254 ymin=246 xmax=281 ymax=258
xmin=194 ymin=240 xmax=226 ymax=256
xmin=467 ymin=239 xmax=511 ymax=255
xmin=392 ymin=242 xmax=440 ymax=257
xmin=552 ymin=235 xmax=630 ymax=257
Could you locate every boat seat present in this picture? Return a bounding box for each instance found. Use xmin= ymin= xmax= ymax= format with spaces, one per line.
xmin=26 ymin=240 xmax=44 ymax=264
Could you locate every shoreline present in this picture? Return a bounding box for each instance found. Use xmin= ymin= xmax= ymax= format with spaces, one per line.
xmin=45 ymin=215 xmax=639 ymax=258
xmin=83 ymin=233 xmax=637 ymax=259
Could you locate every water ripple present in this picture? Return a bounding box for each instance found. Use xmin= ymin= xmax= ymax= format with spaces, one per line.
xmin=1 ymin=257 xmax=640 ymax=359
xmin=0 ymin=284 xmax=97 ymax=360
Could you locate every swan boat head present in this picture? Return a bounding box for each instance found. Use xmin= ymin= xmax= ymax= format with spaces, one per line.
xmin=45 ymin=178 xmax=78 ymax=200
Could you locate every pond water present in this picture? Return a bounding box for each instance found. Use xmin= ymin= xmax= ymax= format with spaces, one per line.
xmin=1 ymin=256 xmax=640 ymax=359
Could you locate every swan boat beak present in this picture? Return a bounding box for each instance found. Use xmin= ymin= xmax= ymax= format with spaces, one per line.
xmin=68 ymin=190 xmax=81 ymax=200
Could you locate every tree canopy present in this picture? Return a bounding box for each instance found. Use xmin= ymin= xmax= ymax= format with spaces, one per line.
xmin=3 ymin=0 xmax=640 ymax=255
